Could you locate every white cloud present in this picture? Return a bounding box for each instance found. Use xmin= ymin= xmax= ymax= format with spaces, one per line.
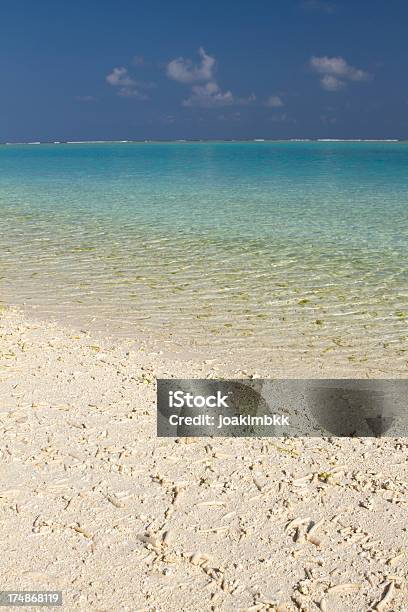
xmin=106 ymin=67 xmax=133 ymax=87
xmin=167 ymin=47 xmax=254 ymax=108
xmin=183 ymin=81 xmax=233 ymax=107
xmin=166 ymin=47 xmax=216 ymax=83
xmin=265 ymin=95 xmax=284 ymax=107
xmin=310 ymin=55 xmax=370 ymax=91
xmin=310 ymin=56 xmax=368 ymax=80
xmin=320 ymin=75 xmax=345 ymax=91
xmin=183 ymin=82 xmax=255 ymax=108
xmin=106 ymin=67 xmax=153 ymax=100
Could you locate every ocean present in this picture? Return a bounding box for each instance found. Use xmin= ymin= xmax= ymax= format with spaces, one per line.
xmin=1 ymin=141 xmax=407 ymax=366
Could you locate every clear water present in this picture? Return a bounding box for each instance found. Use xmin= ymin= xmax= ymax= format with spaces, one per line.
xmin=1 ymin=142 xmax=407 ymax=366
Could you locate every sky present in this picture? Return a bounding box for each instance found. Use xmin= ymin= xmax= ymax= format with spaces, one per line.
xmin=1 ymin=0 xmax=408 ymax=141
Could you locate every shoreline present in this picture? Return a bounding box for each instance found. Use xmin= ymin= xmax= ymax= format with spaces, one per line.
xmin=1 ymin=306 xmax=407 ymax=610
xmin=3 ymin=301 xmax=406 ymax=380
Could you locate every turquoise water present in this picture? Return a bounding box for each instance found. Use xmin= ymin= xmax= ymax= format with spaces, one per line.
xmin=1 ymin=142 xmax=408 ymax=363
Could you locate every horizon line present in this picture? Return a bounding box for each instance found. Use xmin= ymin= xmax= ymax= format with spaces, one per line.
xmin=0 ymin=137 xmax=404 ymax=146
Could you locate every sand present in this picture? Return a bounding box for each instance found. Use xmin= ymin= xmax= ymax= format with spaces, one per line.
xmin=0 ymin=307 xmax=407 ymax=611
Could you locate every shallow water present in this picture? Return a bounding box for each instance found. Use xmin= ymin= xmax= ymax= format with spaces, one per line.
xmin=1 ymin=141 xmax=407 ymax=366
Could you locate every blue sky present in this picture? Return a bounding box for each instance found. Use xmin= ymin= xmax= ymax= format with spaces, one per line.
xmin=1 ymin=0 xmax=407 ymax=140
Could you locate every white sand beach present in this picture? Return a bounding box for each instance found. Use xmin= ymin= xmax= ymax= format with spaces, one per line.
xmin=1 ymin=307 xmax=407 ymax=611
